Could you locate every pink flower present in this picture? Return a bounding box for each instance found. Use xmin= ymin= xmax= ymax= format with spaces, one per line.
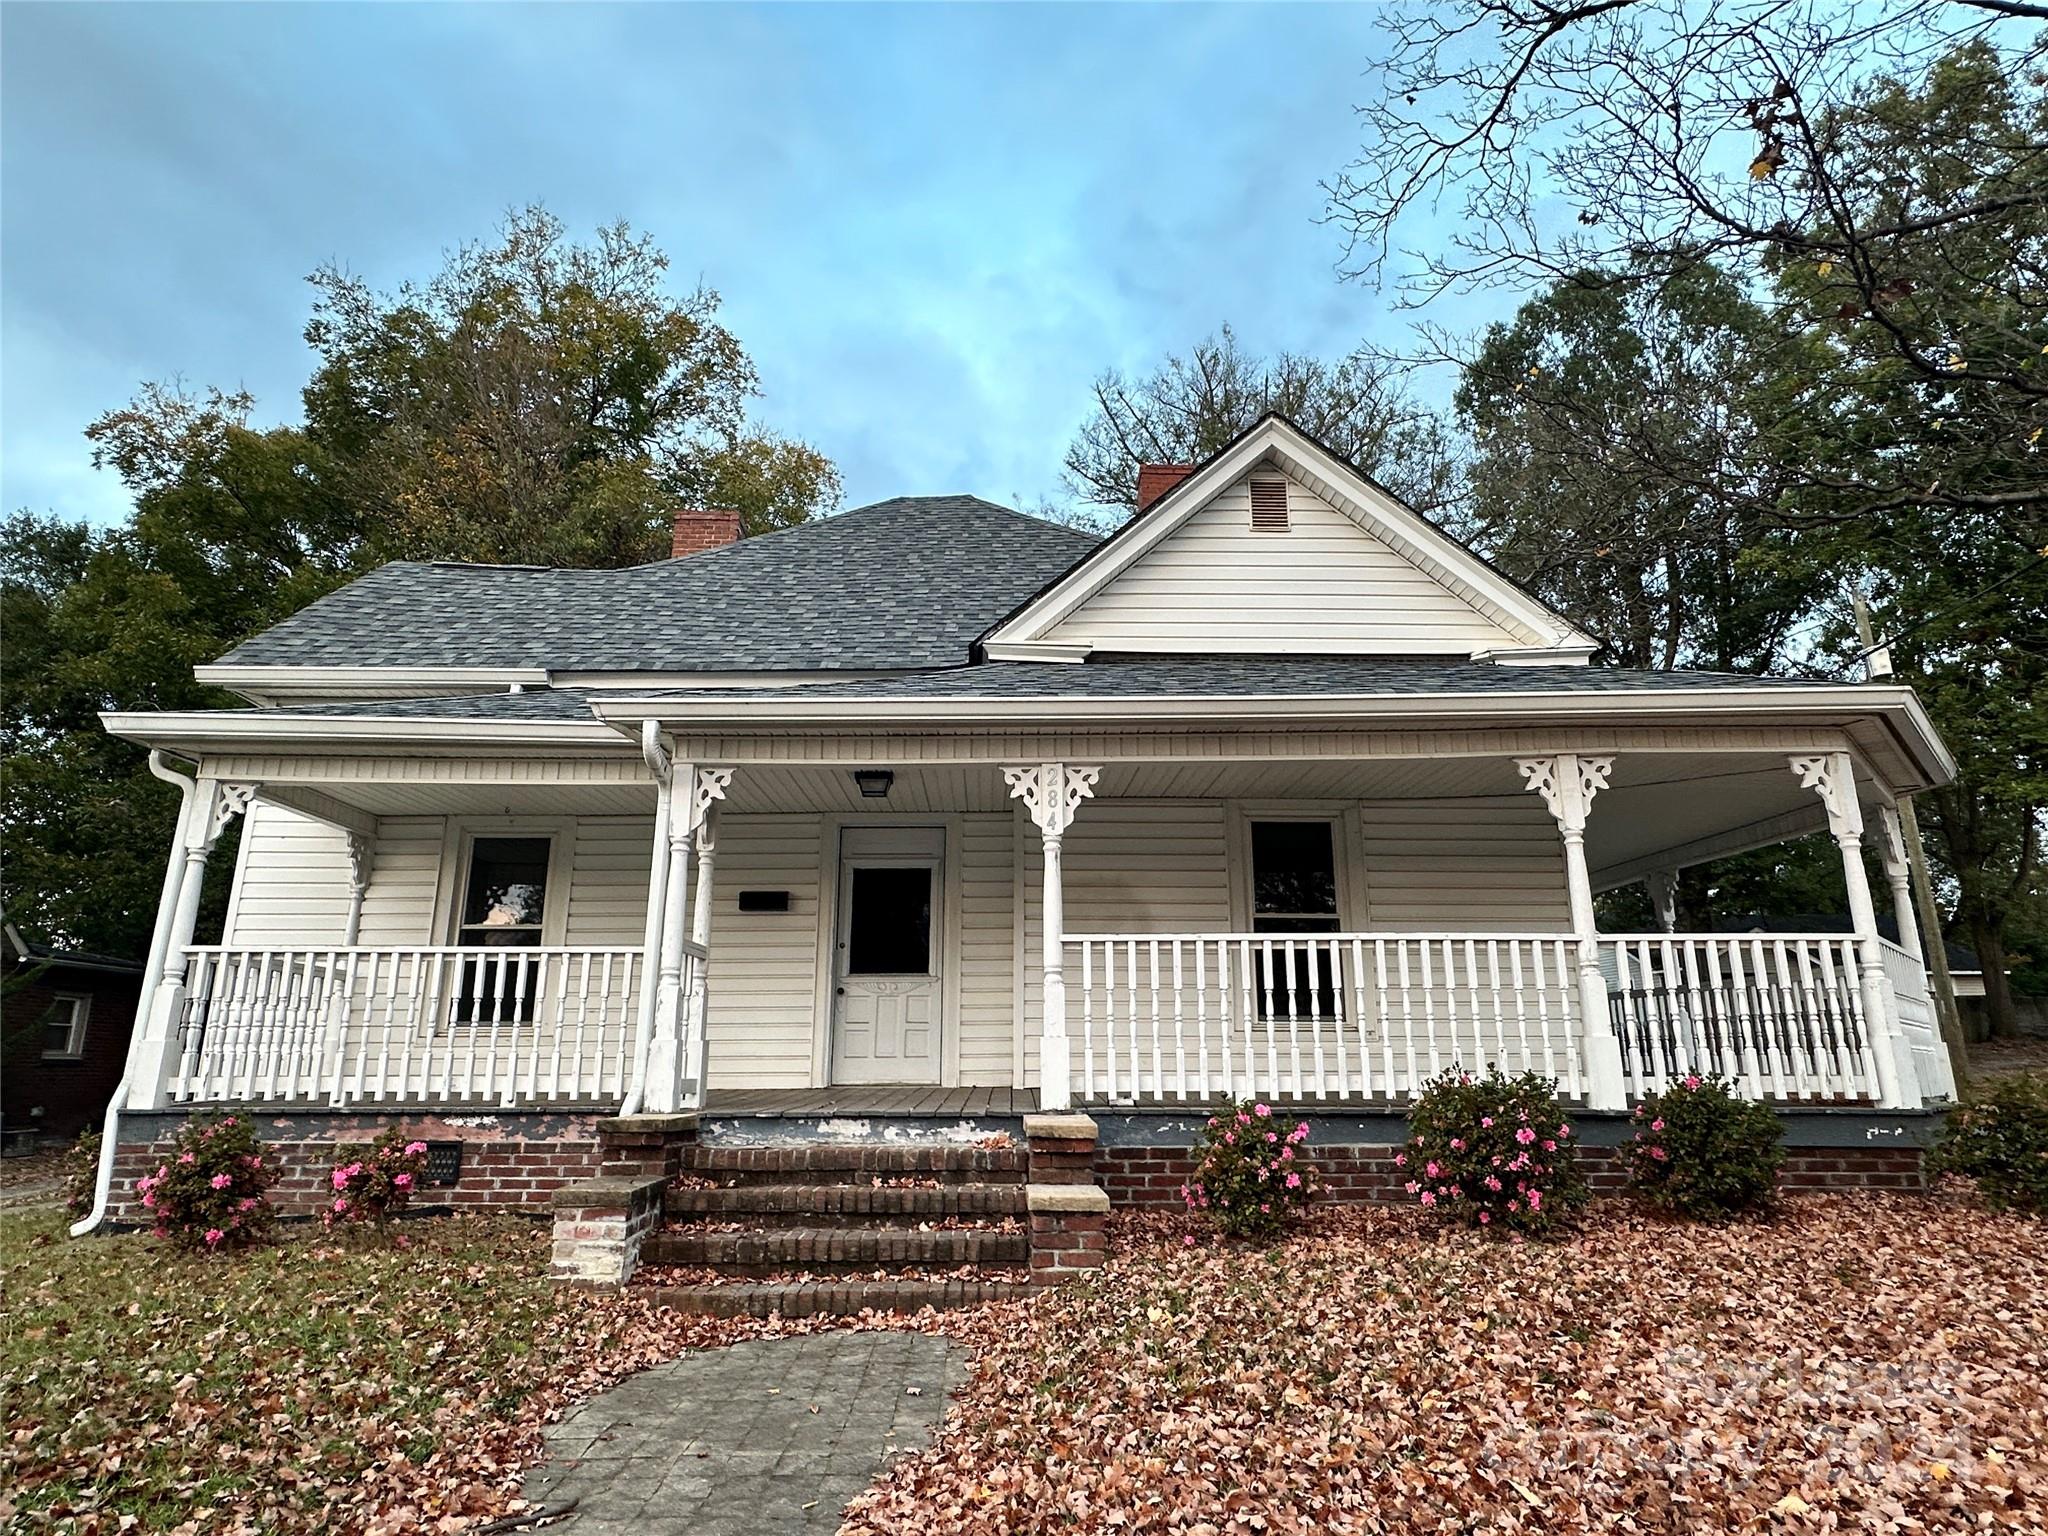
xmin=333 ymin=1196 xmax=350 ymax=1213
xmin=209 ymin=1173 xmax=232 ymax=1190
xmin=178 ymin=1152 xmax=196 ymax=1165
xmin=1542 ymin=1140 xmax=1556 ymax=1153
xmin=1450 ymin=1138 xmax=1466 ymax=1151
xmin=332 ymin=1168 xmax=351 ymax=1190
xmin=1425 ymin=1161 xmax=1441 ymax=1179
xmin=1404 ymin=1180 xmax=1420 ymax=1195
xmin=1280 ymin=1147 xmax=1293 ymax=1162
xmin=1419 ymin=1190 xmax=1436 ymax=1207
xmin=1223 ymin=1132 xmax=1236 ymax=1145
xmin=1480 ymin=1117 xmax=1495 ymax=1128
xmin=1285 ymin=1172 xmax=1301 ymax=1189
xmin=1183 ymin=1234 xmax=1197 ymax=1247
xmin=141 ymin=1192 xmax=156 ymax=1208
xmin=1478 ymin=1211 xmax=1492 ymax=1225
xmin=1527 ymin=1189 xmax=1542 ymax=1209
xmin=1651 ymin=1118 xmax=1666 ymax=1132
xmin=1683 ymin=1075 xmax=1701 ymax=1089
xmin=237 ymin=1197 xmax=257 ymax=1212
xmin=1650 ymin=1146 xmax=1668 ymax=1161
xmin=393 ymin=1173 xmax=413 ymax=1189
xmin=404 ymin=1141 xmax=428 ymax=1156
xmin=1265 ymin=1131 xmax=1278 ymax=1143
xmin=1294 ymin=1122 xmax=1309 ymax=1140
xmin=1393 ymin=1152 xmax=1407 ymax=1167
xmin=203 ymin=1228 xmax=225 ymax=1246
xmin=1254 ymin=1103 xmax=1272 ymax=1118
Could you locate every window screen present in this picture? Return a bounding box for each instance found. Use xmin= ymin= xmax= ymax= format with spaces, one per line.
xmin=846 ymin=866 xmax=933 ymax=975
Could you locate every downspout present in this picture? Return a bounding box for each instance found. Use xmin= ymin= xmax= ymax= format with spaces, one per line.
xmin=619 ymin=720 xmax=673 ymax=1116
xmin=72 ymin=751 xmax=196 ymax=1236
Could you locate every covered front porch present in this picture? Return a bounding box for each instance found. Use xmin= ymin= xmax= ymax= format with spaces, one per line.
xmin=106 ymin=710 xmax=1957 ymax=1123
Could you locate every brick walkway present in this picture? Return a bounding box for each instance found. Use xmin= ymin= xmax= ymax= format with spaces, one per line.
xmin=522 ymin=1331 xmax=961 ymax=1534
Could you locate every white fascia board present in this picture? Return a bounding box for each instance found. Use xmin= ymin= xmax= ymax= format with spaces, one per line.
xmin=985 ymin=417 xmax=1598 ymax=653
xmin=195 ymin=664 xmax=552 ymax=693
xmin=978 ymin=640 xmax=1093 ymax=663
xmin=100 ymin=710 xmax=624 ymax=753
xmin=587 ymin=683 xmax=1955 ymax=786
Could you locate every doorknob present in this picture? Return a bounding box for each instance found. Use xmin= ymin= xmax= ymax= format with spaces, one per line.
xmin=835 ymin=986 xmax=845 ymax=996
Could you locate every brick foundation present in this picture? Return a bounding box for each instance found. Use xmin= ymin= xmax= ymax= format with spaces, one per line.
xmin=1097 ymin=1142 xmax=1929 ymax=1206
xmin=1023 ymin=1113 xmax=1110 ymax=1285
xmin=108 ymin=1109 xmax=606 ymax=1223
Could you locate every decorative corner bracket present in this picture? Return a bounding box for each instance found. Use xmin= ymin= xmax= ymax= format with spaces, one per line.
xmin=675 ymin=766 xmax=733 ymax=839
xmin=345 ymin=832 xmax=375 ymax=898
xmin=1515 ymin=754 xmax=1612 ymax=835
xmin=1790 ymin=752 xmax=1863 ymax=839
xmin=200 ymin=781 xmax=258 ymax=851
xmin=1005 ymin=762 xmax=1101 ymax=837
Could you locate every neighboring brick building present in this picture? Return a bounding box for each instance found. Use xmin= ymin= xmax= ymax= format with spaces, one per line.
xmin=2 ymin=921 xmax=143 ymax=1146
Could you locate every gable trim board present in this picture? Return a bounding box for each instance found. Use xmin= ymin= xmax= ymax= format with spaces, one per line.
xmin=980 ymin=416 xmax=1600 ymax=663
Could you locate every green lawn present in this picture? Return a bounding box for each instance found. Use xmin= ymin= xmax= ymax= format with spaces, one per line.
xmin=0 ymin=1208 xmax=873 ymax=1534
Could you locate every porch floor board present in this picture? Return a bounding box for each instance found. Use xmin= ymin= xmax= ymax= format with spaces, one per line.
xmin=702 ymin=1086 xmax=1040 ymax=1119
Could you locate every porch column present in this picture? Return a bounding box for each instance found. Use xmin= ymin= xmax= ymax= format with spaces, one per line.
xmin=342 ymin=833 xmax=374 ymax=944
xmin=128 ymin=776 xmax=256 ymax=1110
xmin=682 ymin=788 xmax=725 ymax=1104
xmin=1643 ymin=868 xmax=1680 ymax=933
xmin=1790 ymin=753 xmax=1915 ymax=1108
xmin=1875 ymin=806 xmax=1923 ymax=963
xmin=1005 ymin=762 xmax=1101 ymax=1112
xmin=1516 ymin=754 xmax=1627 ymax=1110
xmin=643 ymin=761 xmax=729 ymax=1114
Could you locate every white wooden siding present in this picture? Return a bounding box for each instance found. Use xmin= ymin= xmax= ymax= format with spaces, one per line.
xmin=1359 ymin=799 xmax=1569 ymax=929
xmin=1043 ymin=471 xmax=1523 ymax=654
xmin=957 ymin=814 xmax=1017 ymax=1086
xmin=705 ymin=815 xmax=824 ymax=1089
xmin=222 ymin=802 xmax=355 ymax=941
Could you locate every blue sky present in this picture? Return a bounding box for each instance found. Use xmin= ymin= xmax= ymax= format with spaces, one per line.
xmin=2 ymin=3 xmax=1490 ymax=525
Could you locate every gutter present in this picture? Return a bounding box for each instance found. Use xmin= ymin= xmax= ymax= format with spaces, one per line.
xmin=72 ymin=751 xmax=194 ymax=1237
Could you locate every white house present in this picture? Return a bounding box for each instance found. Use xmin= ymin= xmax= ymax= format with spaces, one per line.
xmin=89 ymin=416 xmax=1957 ymax=1198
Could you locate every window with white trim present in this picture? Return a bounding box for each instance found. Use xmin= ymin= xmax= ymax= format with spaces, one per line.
xmin=1248 ymin=820 xmax=1340 ymax=1017
xmin=453 ymin=835 xmax=553 ymax=1023
xmin=40 ymin=993 xmax=89 ymax=1059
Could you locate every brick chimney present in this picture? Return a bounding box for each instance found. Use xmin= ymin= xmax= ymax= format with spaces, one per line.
xmin=670 ymin=508 xmax=743 ymax=559
xmin=1136 ymin=464 xmax=1194 ymax=514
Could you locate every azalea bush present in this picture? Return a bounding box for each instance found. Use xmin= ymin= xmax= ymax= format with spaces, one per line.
xmin=1181 ymin=1100 xmax=1321 ymax=1239
xmin=326 ymin=1127 xmax=431 ymax=1230
xmin=134 ymin=1112 xmax=278 ymax=1250
xmin=1625 ymin=1074 xmax=1785 ymax=1220
xmin=1399 ymin=1067 xmax=1585 ymax=1236
xmin=1931 ymin=1074 xmax=2048 ymax=1214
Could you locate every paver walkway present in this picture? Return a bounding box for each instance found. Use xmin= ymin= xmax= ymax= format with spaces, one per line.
xmin=522 ymin=1330 xmax=961 ymax=1534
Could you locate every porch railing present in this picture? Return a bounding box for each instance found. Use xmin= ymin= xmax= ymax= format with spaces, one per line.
xmin=169 ymin=944 xmax=664 ymax=1107
xmin=1598 ymin=934 xmax=1877 ymax=1101
xmin=1067 ymin=933 xmax=1584 ymax=1103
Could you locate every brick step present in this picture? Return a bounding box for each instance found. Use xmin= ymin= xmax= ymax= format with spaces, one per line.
xmin=666 ymin=1183 xmax=1027 ymax=1225
xmin=642 ymin=1224 xmax=1027 ymax=1275
xmin=642 ymin=1276 xmax=1031 ymax=1319
xmin=683 ymin=1145 xmax=1025 ymax=1185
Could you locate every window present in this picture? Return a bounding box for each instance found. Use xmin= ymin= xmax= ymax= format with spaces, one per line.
xmin=453 ymin=836 xmax=552 ymax=1022
xmin=1250 ymin=821 xmax=1340 ymax=1017
xmin=40 ymin=994 xmax=89 ymax=1060
xmin=845 ymin=866 xmax=934 ymax=975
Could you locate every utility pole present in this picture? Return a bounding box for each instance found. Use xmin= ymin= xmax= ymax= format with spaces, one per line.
xmin=1854 ymin=592 xmax=1970 ymax=1090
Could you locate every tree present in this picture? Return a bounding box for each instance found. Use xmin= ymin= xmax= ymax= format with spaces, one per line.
xmin=303 ymin=206 xmax=839 ymax=564
xmin=1063 ymin=326 xmax=1459 ymax=518
xmin=1 ymin=389 xmax=357 ymax=953
xmin=1327 ymin=4 xmax=2047 ymax=532
xmin=1452 ymin=266 xmax=1826 ymax=670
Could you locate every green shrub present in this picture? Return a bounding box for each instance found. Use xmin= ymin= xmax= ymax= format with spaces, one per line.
xmin=1401 ymin=1067 xmax=1586 ymax=1236
xmin=135 ymin=1112 xmax=279 ymax=1250
xmin=1182 ymin=1099 xmax=1322 ymax=1239
xmin=325 ymin=1126 xmax=431 ymax=1230
xmin=1931 ymin=1075 xmax=2048 ymax=1214
xmin=1625 ymin=1074 xmax=1785 ymax=1219
xmin=64 ymin=1130 xmax=100 ymax=1221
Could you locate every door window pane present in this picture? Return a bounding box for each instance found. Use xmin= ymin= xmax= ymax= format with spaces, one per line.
xmin=846 ymin=866 xmax=932 ymax=975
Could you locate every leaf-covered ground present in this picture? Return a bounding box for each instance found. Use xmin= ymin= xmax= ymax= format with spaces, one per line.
xmin=843 ymin=1194 xmax=2048 ymax=1534
xmin=0 ymin=1210 xmax=931 ymax=1534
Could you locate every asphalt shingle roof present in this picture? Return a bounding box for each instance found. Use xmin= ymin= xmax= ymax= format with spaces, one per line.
xmin=246 ymin=659 xmax=1832 ymax=725
xmin=216 ymin=497 xmax=1101 ymax=672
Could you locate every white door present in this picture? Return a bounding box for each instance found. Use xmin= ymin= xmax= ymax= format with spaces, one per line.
xmin=831 ymin=827 xmax=943 ymax=1084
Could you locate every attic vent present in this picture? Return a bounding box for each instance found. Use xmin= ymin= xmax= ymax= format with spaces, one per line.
xmin=1249 ymin=478 xmax=1290 ymax=532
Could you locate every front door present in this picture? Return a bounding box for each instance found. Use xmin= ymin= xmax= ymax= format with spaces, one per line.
xmin=831 ymin=827 xmax=943 ymax=1084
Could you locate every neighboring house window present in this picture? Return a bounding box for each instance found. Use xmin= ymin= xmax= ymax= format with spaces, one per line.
xmin=1249 ymin=821 xmax=1340 ymax=1017
xmin=40 ymin=993 xmax=89 ymax=1060
xmin=454 ymin=835 xmax=552 ymax=1023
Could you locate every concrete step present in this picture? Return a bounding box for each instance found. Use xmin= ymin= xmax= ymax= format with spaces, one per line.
xmin=642 ymin=1275 xmax=1032 ymax=1318
xmin=683 ymin=1144 xmax=1024 ymax=1185
xmin=642 ymin=1224 xmax=1028 ymax=1275
xmin=666 ymin=1183 xmax=1028 ymax=1225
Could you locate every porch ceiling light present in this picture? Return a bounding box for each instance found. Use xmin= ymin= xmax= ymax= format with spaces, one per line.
xmin=853 ymin=769 xmax=895 ymax=799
